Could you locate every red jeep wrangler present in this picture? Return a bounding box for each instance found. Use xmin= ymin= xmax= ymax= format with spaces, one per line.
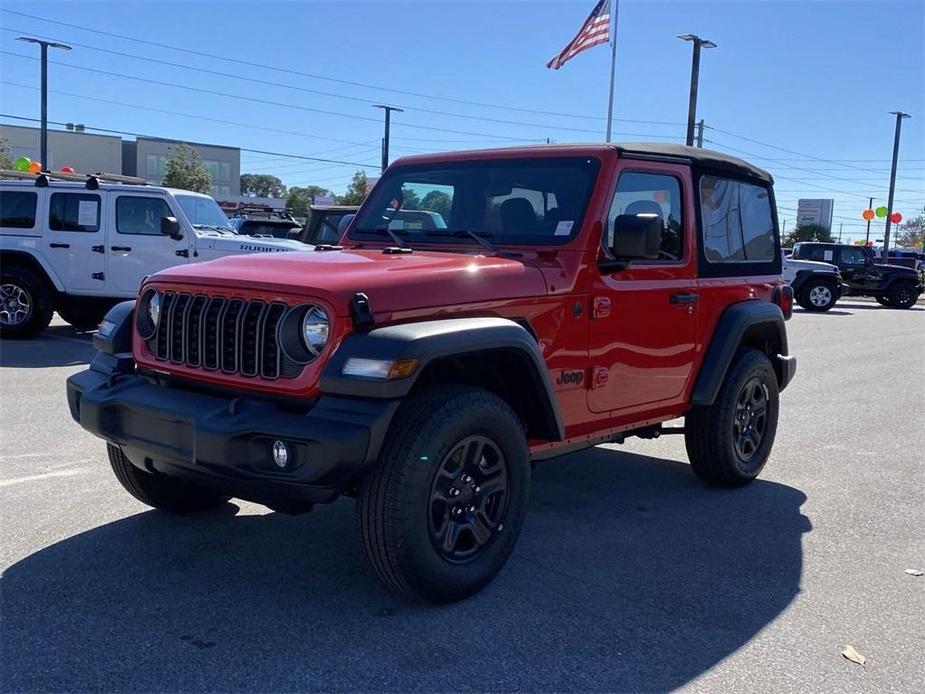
xmin=67 ymin=144 xmax=796 ymax=603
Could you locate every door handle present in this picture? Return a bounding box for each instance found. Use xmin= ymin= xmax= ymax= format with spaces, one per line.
xmin=669 ymin=292 xmax=699 ymax=305
xmin=91 ymin=245 xmax=104 ymax=253
xmin=49 ymin=242 xmax=70 ymax=249
xmin=110 ymin=246 xmax=132 ymax=252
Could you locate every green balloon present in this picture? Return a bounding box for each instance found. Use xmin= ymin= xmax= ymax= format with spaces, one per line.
xmin=875 ymin=206 xmax=889 ymax=218
xmin=15 ymin=156 xmax=31 ymax=171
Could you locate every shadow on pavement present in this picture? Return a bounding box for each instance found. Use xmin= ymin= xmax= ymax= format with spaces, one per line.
xmin=0 ymin=324 xmax=94 ymax=368
xmin=1 ymin=447 xmax=809 ymax=692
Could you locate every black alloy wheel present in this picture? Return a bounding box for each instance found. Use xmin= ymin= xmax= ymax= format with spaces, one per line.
xmin=732 ymin=377 xmax=769 ymax=466
xmin=428 ymin=435 xmax=509 ymax=563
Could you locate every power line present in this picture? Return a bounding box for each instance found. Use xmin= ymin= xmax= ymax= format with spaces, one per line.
xmin=0 ymin=9 xmax=686 ymax=128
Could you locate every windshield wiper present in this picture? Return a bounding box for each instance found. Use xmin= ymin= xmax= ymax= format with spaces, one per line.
xmin=424 ymin=229 xmax=506 ymax=256
xmin=353 ymin=227 xmax=409 ymax=249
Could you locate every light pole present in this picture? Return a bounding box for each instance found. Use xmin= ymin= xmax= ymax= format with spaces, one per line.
xmin=678 ymin=34 xmax=716 ymax=147
xmin=16 ymin=37 xmax=72 ymax=170
xmin=373 ymin=104 xmax=403 ymax=174
xmin=882 ymin=110 xmax=911 ymax=258
xmin=865 ymin=196 xmax=874 ymax=245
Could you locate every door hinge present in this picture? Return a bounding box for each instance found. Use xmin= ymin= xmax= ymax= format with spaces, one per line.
xmin=91 ymin=245 xmax=104 ymax=253
xmin=592 ymin=296 xmax=611 ymax=318
xmin=175 ymin=249 xmax=189 ymax=258
xmin=91 ymin=272 xmax=105 ymax=281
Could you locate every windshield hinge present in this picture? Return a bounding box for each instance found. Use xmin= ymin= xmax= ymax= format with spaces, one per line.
xmin=175 ymin=249 xmax=189 ymax=258
xmin=350 ymin=292 xmax=375 ymax=330
xmin=382 ymin=246 xmax=413 ymax=255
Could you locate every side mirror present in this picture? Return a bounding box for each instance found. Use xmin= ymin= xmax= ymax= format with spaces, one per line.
xmin=160 ymin=216 xmax=183 ymax=241
xmin=598 ymin=214 xmax=661 ymax=273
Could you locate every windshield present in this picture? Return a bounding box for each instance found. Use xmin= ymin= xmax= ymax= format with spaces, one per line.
xmin=349 ymin=157 xmax=600 ymax=246
xmin=176 ymin=195 xmax=234 ymax=231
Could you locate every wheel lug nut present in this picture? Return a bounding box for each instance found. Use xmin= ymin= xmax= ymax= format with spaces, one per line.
xmin=452 ymin=507 xmax=462 ymax=517
xmin=474 ymin=485 xmax=481 ymax=493
xmin=467 ymin=505 xmax=475 ymax=513
xmin=449 ymin=488 xmax=459 ymax=497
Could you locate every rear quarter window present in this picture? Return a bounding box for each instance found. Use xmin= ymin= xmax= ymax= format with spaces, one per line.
xmin=0 ymin=191 xmax=38 ymax=229
xmin=700 ymin=176 xmax=774 ymax=263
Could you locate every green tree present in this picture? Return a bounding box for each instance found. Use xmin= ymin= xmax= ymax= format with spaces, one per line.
xmin=161 ymin=142 xmax=211 ymax=193
xmin=784 ymin=223 xmax=832 ymax=246
xmin=420 ymin=190 xmax=452 ymax=221
xmin=240 ymin=173 xmax=287 ymax=198
xmin=336 ymin=170 xmax=369 ymax=206
xmin=287 ymin=185 xmax=333 ymax=217
xmin=896 ymin=215 xmax=924 ymax=249
xmin=400 ymin=187 xmax=421 ymax=210
xmin=0 ymin=137 xmax=13 ymax=170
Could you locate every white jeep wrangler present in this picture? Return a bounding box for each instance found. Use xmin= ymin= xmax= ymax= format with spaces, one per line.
xmin=782 ymin=255 xmax=844 ymax=312
xmin=0 ymin=172 xmax=310 ymax=338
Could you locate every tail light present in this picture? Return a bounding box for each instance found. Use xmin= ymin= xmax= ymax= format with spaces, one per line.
xmin=773 ymin=284 xmax=794 ymax=320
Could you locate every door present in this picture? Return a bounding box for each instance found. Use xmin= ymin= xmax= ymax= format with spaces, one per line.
xmin=43 ymin=190 xmax=107 ymax=292
xmin=108 ymin=194 xmax=191 ymax=295
xmin=837 ymin=246 xmax=878 ymax=291
xmin=588 ymin=167 xmax=698 ymax=414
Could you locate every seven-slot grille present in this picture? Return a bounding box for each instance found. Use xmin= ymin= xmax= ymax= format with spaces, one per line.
xmin=147 ymin=292 xmax=295 ymax=379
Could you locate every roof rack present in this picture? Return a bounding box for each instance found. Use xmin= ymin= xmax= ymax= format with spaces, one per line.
xmin=0 ymin=169 xmax=149 ymax=189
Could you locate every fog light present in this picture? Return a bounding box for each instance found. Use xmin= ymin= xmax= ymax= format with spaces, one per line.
xmin=272 ymin=440 xmax=289 ymax=468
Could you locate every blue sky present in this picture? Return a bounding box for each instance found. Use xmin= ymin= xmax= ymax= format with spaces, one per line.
xmin=1 ymin=0 xmax=922 ymax=240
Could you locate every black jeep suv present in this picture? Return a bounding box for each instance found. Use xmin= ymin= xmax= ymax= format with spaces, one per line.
xmin=791 ymin=242 xmax=923 ymax=309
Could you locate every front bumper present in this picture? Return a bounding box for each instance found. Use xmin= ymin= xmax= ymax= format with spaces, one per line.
xmin=67 ymin=357 xmax=397 ymax=511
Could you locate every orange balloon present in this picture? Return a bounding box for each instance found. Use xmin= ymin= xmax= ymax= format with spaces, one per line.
xmin=28 ymin=161 xmax=41 ymax=173
xmin=862 ymin=209 xmax=875 ymax=221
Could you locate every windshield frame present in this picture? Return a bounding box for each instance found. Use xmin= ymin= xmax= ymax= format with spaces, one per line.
xmin=348 ymin=156 xmax=602 ymax=248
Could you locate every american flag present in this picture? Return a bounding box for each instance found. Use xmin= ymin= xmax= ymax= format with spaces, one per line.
xmin=546 ymin=0 xmax=611 ymax=70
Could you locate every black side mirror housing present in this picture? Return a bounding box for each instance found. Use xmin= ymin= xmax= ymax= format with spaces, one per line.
xmin=160 ymin=216 xmax=183 ymax=240
xmin=598 ymin=214 xmax=662 ymax=273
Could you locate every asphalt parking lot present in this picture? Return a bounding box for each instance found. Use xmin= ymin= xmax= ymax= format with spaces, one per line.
xmin=1 ymin=301 xmax=923 ymax=693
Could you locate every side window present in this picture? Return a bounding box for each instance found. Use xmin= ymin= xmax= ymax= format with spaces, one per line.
xmin=607 ymin=172 xmax=683 ymax=261
xmin=116 ymin=196 xmax=173 ymax=235
xmin=700 ymin=176 xmax=774 ymax=263
xmin=49 ymin=193 xmax=101 ymax=232
xmin=0 ymin=191 xmax=38 ymax=229
xmin=839 ymin=248 xmax=866 ymax=266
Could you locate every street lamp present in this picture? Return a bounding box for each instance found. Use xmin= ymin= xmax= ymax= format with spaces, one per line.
xmin=373 ymin=104 xmax=403 ymax=174
xmin=16 ymin=36 xmax=72 ymax=170
xmin=678 ymin=34 xmax=716 ymax=147
xmin=882 ymin=110 xmax=911 ymax=258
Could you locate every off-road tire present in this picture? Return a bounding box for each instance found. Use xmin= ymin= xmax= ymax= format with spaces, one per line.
xmin=107 ymin=444 xmax=230 ymax=513
xmin=58 ymin=306 xmax=108 ymax=329
xmin=685 ymin=348 xmax=779 ymax=487
xmin=796 ymin=277 xmax=838 ymax=312
xmin=875 ymin=295 xmax=892 ymax=307
xmin=886 ymin=281 xmax=918 ymax=310
xmin=0 ymin=266 xmax=53 ymax=339
xmin=357 ymin=386 xmax=530 ymax=603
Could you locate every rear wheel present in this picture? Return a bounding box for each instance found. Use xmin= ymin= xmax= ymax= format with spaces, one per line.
xmin=357 ymin=386 xmax=530 ymax=603
xmin=685 ymin=348 xmax=779 ymax=486
xmin=107 ymin=444 xmax=230 ymax=513
xmin=797 ymin=277 xmax=837 ymax=312
xmin=887 ymin=281 xmax=918 ymax=310
xmin=0 ymin=266 xmax=53 ymax=339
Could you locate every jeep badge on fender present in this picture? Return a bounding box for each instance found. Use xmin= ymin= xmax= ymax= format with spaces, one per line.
xmin=66 ymin=143 xmax=796 ymax=603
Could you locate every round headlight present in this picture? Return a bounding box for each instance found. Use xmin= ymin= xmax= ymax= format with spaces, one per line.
xmin=301 ymin=305 xmax=329 ymax=356
xmin=148 ymin=292 xmax=161 ymax=327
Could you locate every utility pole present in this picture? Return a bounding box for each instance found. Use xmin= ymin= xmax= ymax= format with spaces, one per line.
xmin=695 ymin=119 xmax=705 ymax=148
xmin=838 ymin=222 xmax=843 ymax=243
xmin=865 ymin=196 xmax=874 ymax=244
xmin=882 ymin=110 xmax=911 ymax=257
xmin=373 ymin=105 xmax=403 ymax=174
xmin=678 ymin=34 xmax=716 ymax=147
xmin=16 ymin=37 xmax=72 ymax=170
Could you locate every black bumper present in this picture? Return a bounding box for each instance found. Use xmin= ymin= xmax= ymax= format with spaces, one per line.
xmin=66 ymin=359 xmax=397 ymax=511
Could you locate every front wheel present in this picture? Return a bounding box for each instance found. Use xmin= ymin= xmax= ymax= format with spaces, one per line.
xmin=685 ymin=348 xmax=780 ymax=487
xmin=797 ymin=277 xmax=838 ymax=312
xmin=887 ymin=282 xmax=919 ymax=310
xmin=357 ymin=386 xmax=530 ymax=603
xmin=58 ymin=306 xmax=108 ymax=329
xmin=107 ymin=444 xmax=230 ymax=513
xmin=0 ymin=266 xmax=53 ymax=339
xmin=875 ymin=295 xmax=892 ymax=307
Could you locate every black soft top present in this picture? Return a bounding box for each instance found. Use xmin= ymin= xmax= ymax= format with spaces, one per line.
xmin=615 ymin=142 xmax=773 ymax=184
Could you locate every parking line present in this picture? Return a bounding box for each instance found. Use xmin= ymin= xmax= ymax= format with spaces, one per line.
xmin=0 ymin=469 xmax=84 ymax=488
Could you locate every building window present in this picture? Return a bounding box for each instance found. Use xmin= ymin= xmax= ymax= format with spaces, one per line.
xmin=116 ymin=196 xmax=173 ymax=235
xmin=212 ymin=184 xmax=231 ymax=196
xmin=49 ymin=193 xmax=101 ymax=232
xmin=0 ymin=191 xmax=38 ymax=229
xmin=219 ymin=162 xmax=230 ymax=181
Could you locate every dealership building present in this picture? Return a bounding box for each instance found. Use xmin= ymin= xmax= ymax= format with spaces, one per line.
xmin=0 ymin=124 xmax=241 ymax=198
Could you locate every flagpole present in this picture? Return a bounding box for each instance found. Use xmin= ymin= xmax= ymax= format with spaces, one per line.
xmin=605 ymin=0 xmax=619 ymax=142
